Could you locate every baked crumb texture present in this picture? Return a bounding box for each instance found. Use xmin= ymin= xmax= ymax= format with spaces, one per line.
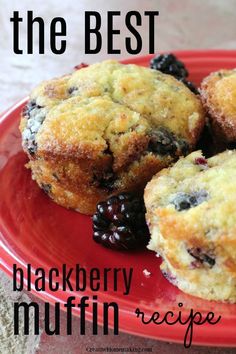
xmin=201 ymin=69 xmax=236 ymax=143
xmin=145 ymin=150 xmax=236 ymax=302
xmin=20 ymin=60 xmax=205 ymax=214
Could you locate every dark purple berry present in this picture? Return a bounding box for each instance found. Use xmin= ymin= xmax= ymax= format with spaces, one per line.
xmin=92 ymin=193 xmax=150 ymax=250
xmin=148 ymin=128 xmax=189 ymax=157
xmin=107 ymin=195 xmax=119 ymax=206
xmin=92 ymin=213 xmax=109 ymax=230
xmin=150 ymin=53 xmax=188 ymax=79
xmin=118 ymin=193 xmax=130 ymax=201
xmin=148 ymin=129 xmax=177 ymax=156
xmin=188 ymin=247 xmax=215 ymax=268
xmin=172 ymin=191 xmax=208 ymax=211
xmin=177 ymin=199 xmax=191 ymax=211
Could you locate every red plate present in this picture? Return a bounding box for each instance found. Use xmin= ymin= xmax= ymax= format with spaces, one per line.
xmin=1 ymin=50 xmax=236 ymax=347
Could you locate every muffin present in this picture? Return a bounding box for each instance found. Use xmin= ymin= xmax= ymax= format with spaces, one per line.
xmin=145 ymin=149 xmax=236 ymax=302
xmin=201 ymin=69 xmax=236 ymax=144
xmin=20 ymin=60 xmax=205 ymax=215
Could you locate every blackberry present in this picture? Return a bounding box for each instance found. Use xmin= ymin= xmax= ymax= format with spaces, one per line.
xmin=148 ymin=128 xmax=189 ymax=157
xmin=172 ymin=190 xmax=208 ymax=211
xmin=150 ymin=53 xmax=188 ymax=79
xmin=179 ymin=78 xmax=199 ymax=94
xmin=148 ymin=128 xmax=177 ymax=156
xmin=92 ymin=193 xmax=150 ymax=250
xmin=188 ymin=247 xmax=215 ymax=268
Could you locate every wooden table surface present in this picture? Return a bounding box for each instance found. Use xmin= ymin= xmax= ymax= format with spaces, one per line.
xmin=1 ymin=0 xmax=236 ymax=353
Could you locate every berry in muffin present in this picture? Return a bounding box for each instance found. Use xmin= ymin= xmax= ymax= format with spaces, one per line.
xmin=201 ymin=69 xmax=236 ymax=144
xmin=20 ymin=60 xmax=205 ymax=215
xmin=93 ymin=193 xmax=149 ymax=250
xmin=144 ymin=149 xmax=236 ymax=302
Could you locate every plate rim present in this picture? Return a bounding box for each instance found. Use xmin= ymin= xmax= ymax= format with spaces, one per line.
xmin=1 ymin=50 xmax=236 ymax=347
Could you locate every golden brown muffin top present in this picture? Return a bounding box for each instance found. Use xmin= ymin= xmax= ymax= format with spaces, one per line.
xmin=37 ymin=96 xmax=150 ymax=168
xmin=22 ymin=60 xmax=204 ymax=163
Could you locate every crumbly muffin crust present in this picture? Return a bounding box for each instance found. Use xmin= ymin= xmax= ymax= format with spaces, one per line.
xmin=20 ymin=60 xmax=205 ymax=214
xmin=201 ymin=69 xmax=236 ymax=143
xmin=145 ymin=150 xmax=236 ymax=302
